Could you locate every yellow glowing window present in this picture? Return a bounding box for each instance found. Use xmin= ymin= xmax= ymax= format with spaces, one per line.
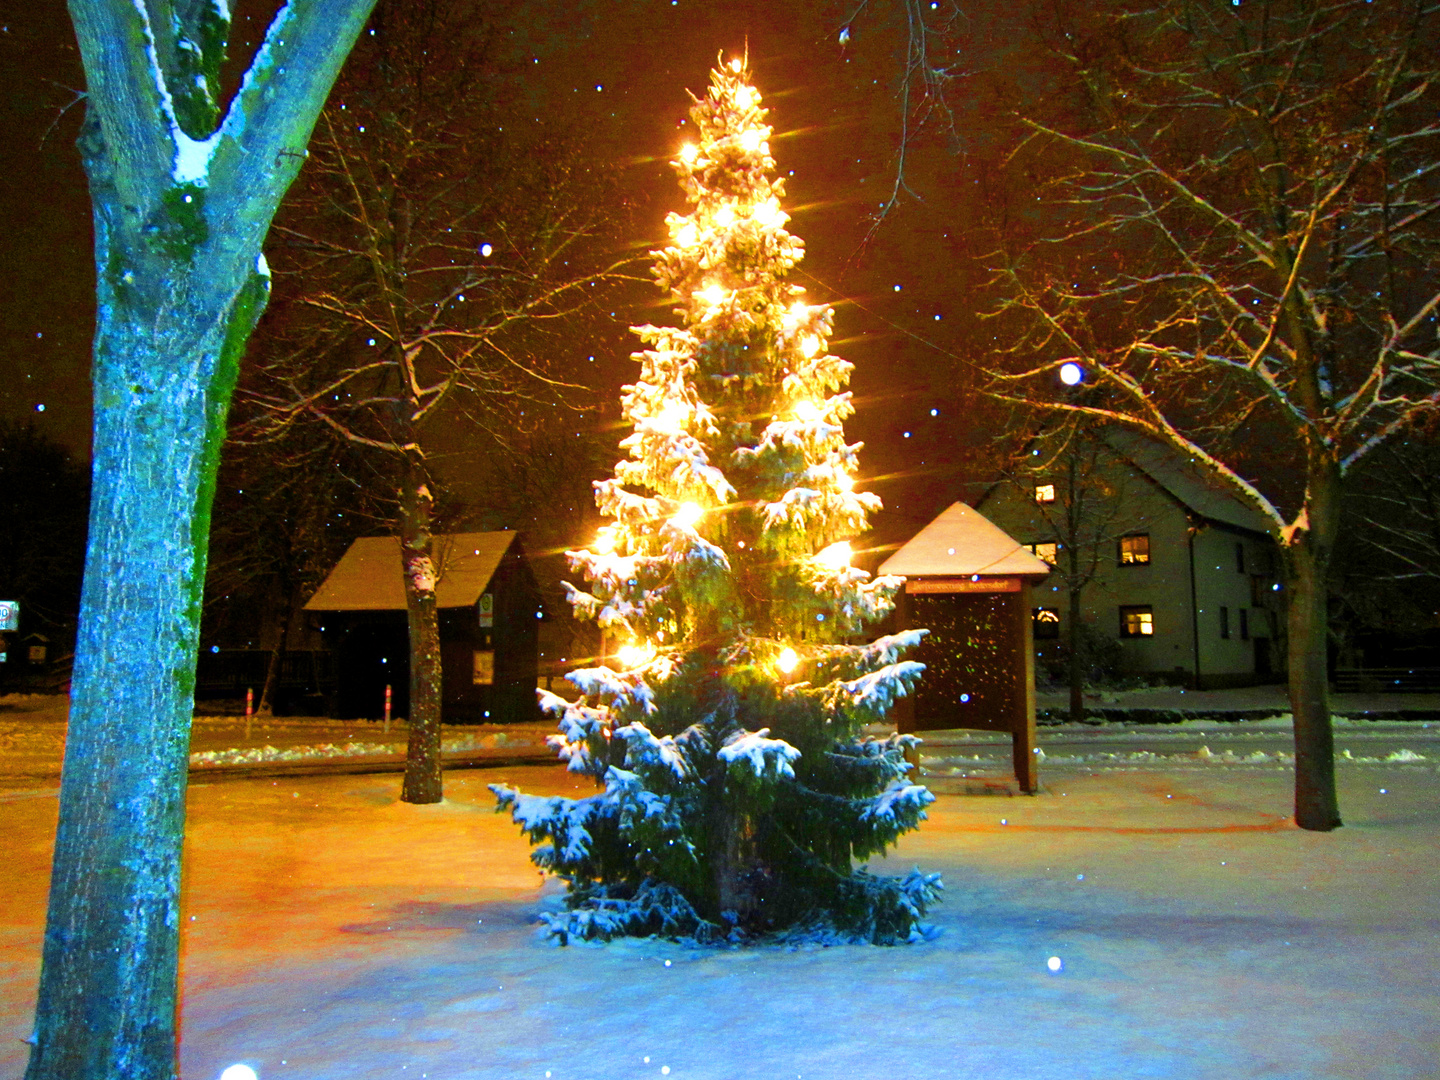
xmin=1118 ymin=534 xmax=1150 ymax=565
xmin=1034 ymin=483 xmax=1056 ymax=503
xmin=1120 ymin=606 xmax=1154 ymax=638
xmin=1033 ymin=607 xmax=1061 ymax=639
xmin=1028 ymin=542 xmax=1057 ymax=565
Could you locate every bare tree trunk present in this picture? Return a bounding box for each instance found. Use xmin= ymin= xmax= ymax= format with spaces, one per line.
xmin=400 ymin=456 xmax=444 ymax=804
xmin=1066 ymin=584 xmax=1084 ymax=724
xmin=1285 ymin=456 xmax=1343 ymax=832
xmin=257 ymin=580 xmax=294 ymax=716
xmin=25 ymin=240 xmax=264 ymax=1080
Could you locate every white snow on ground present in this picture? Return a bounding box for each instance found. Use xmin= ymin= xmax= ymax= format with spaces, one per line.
xmin=2 ymin=693 xmax=1439 ymax=1079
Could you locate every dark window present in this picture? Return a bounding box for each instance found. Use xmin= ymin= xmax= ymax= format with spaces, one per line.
xmin=1220 ymin=606 xmax=1230 ymax=639
xmin=1235 ymin=542 xmax=1246 ymax=574
xmin=1033 ymin=607 xmax=1061 ymax=639
xmin=1118 ymin=533 xmax=1151 ymax=565
xmin=1120 ymin=605 xmax=1154 ymax=638
xmin=1239 ymin=608 xmax=1249 ymax=641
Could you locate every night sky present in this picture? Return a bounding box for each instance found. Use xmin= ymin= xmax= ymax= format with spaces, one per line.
xmin=0 ymin=1 xmax=1022 ymax=551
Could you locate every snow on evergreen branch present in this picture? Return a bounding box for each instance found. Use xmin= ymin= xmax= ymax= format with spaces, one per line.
xmin=718 ymin=727 xmax=801 ymax=780
xmin=567 ymin=666 xmax=658 ymax=717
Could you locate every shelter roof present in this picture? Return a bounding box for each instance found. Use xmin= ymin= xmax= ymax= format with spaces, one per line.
xmin=304 ymin=532 xmax=518 ymax=611
xmin=878 ymin=502 xmax=1052 ymax=578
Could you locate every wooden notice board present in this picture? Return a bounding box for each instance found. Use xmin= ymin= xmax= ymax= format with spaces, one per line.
xmin=892 ymin=576 xmax=1037 ymax=793
xmin=879 ymin=503 xmax=1051 ymax=794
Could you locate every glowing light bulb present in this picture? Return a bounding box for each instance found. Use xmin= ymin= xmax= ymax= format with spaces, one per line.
xmin=752 ymin=200 xmax=781 ymax=226
xmin=714 ymin=205 xmax=735 ymax=227
xmin=594 ymin=526 xmax=616 ymax=554
xmin=679 ymin=143 xmax=698 ymax=164
xmin=816 ymin=541 xmax=852 ymax=569
xmin=676 ymin=222 xmax=698 ymax=247
xmin=617 ymin=642 xmax=655 ymax=669
xmin=698 ymin=283 xmax=727 ymax=307
xmin=220 ymin=1068 xmax=259 ymax=1080
xmin=1059 ymin=361 xmax=1084 ymax=386
xmin=793 ymin=400 xmax=821 ymax=422
xmin=777 ymin=647 xmax=798 ymax=674
xmin=739 ymin=128 xmax=762 ymax=152
xmin=730 ymin=57 xmax=743 ymax=73
xmin=735 ymin=85 xmax=755 ymax=109
xmin=836 ymin=473 xmax=854 ymax=492
xmin=671 ymin=502 xmax=703 ymax=528
xmin=657 ymin=403 xmax=687 ymax=430
xmin=799 ymin=335 xmax=820 ymax=358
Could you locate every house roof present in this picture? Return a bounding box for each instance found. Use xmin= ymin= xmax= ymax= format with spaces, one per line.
xmin=304 ymin=531 xmax=518 ymax=612
xmin=878 ymin=502 xmax=1053 ymax=578
xmin=1104 ymin=430 xmax=1273 ymax=536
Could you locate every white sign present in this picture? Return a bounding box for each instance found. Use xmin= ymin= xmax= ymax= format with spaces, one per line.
xmin=0 ymin=601 xmax=17 ymax=632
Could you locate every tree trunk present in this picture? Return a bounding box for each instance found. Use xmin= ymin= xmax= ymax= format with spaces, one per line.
xmin=1066 ymin=585 xmax=1084 ymax=724
xmin=400 ymin=458 xmax=444 ymax=804
xmin=257 ymin=581 xmax=293 ymax=716
xmin=25 ymin=264 xmax=264 ymax=1080
xmin=1285 ymin=456 xmax=1343 ymax=832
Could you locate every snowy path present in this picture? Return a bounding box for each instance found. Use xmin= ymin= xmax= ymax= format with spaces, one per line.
xmin=3 ymin=757 xmax=1438 ymax=1080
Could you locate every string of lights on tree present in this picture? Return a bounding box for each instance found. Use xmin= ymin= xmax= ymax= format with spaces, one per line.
xmin=493 ymin=56 xmax=939 ymax=944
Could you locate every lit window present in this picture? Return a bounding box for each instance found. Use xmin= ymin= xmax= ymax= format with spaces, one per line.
xmin=1033 ymin=607 xmax=1061 ymax=639
xmin=1118 ymin=533 xmax=1150 ymax=565
xmin=1034 ymin=483 xmax=1056 ymax=503
xmin=1120 ymin=605 xmax=1154 ymax=637
xmin=1028 ymin=541 xmax=1058 ymax=564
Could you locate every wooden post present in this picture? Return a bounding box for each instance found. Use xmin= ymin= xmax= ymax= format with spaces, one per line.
xmin=1012 ymin=578 xmax=1039 ymax=794
xmin=383 ymin=683 xmax=392 ymax=734
xmin=893 ymin=586 xmax=920 ymax=774
xmin=244 ymin=687 xmax=253 ymax=741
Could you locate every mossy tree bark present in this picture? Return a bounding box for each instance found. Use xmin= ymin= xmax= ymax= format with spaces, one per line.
xmin=27 ymin=4 xmax=376 ymax=1078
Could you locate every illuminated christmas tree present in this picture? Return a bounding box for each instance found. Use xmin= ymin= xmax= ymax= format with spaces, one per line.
xmin=493 ymin=56 xmax=939 ymax=944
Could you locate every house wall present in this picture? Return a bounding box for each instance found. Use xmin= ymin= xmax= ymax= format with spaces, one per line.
xmin=977 ymin=453 xmax=1281 ymax=688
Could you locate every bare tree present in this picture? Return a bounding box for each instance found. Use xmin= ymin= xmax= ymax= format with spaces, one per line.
xmin=31 ymin=2 xmax=376 ymax=1076
xmin=981 ymin=0 xmax=1440 ymax=830
xmin=239 ymin=0 xmax=627 ymax=803
xmin=996 ymin=419 xmax=1147 ymax=722
xmin=204 ymin=425 xmax=399 ymax=713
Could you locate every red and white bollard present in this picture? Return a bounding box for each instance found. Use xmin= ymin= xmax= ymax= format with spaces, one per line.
xmin=384 ymin=683 xmax=392 ymax=734
xmin=245 ymin=687 xmax=254 ymax=740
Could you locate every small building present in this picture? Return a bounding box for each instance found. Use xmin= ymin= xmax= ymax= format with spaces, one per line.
xmin=880 ymin=502 xmax=1053 ymax=793
xmin=305 ymin=531 xmax=541 ymax=724
xmin=976 ymin=429 xmax=1282 ymax=689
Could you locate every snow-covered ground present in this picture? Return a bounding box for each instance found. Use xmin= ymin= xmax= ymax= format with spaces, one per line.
xmin=2 ymin=694 xmax=1438 ymax=1079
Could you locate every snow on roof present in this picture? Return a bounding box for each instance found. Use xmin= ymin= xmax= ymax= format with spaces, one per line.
xmin=878 ymin=502 xmax=1052 ymax=578
xmin=304 ymin=532 xmax=518 ymax=611
xmin=1104 ymin=430 xmax=1274 ymax=536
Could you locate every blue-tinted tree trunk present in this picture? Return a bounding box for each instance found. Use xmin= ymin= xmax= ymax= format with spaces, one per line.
xmin=27 ymin=3 xmax=378 ymax=1076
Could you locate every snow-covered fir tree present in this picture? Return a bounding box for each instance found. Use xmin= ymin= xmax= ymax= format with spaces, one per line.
xmin=493 ymin=56 xmax=940 ymax=944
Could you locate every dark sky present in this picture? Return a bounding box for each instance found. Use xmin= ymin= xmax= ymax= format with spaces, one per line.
xmin=0 ymin=0 xmax=1020 ymax=546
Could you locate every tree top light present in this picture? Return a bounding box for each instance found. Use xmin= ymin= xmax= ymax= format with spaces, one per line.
xmin=671 ymin=502 xmax=703 ymax=528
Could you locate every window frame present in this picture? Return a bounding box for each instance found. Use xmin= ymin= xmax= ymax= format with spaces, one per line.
xmin=1027 ymin=541 xmax=1058 ymax=565
xmin=1117 ymin=533 xmax=1151 ymax=566
xmin=1119 ymin=605 xmax=1155 ymax=638
xmin=1032 ymin=607 xmax=1061 ymax=639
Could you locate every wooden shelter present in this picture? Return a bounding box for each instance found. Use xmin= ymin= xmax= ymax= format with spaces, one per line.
xmin=305 ymin=531 xmax=540 ymax=724
xmin=879 ymin=503 xmax=1052 ymax=793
